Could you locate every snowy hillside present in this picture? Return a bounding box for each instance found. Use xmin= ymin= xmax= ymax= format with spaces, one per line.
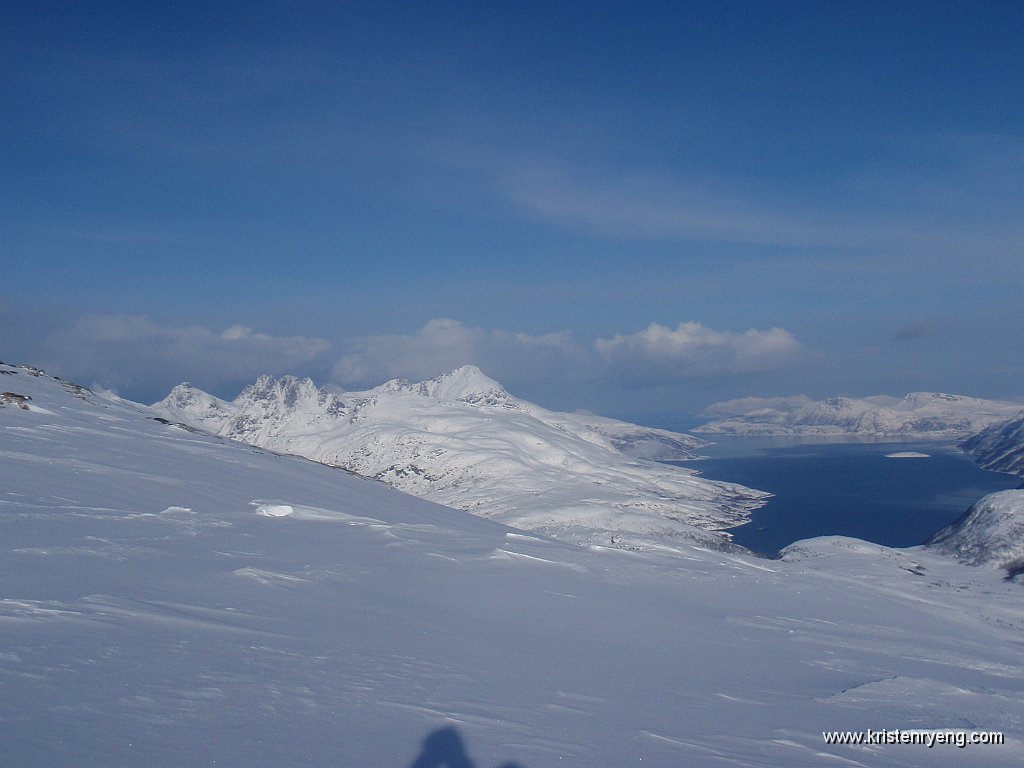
xmin=926 ymin=490 xmax=1024 ymax=574
xmin=961 ymin=414 xmax=1024 ymax=476
xmin=4 ymin=360 xmax=1024 ymax=766
xmin=153 ymin=367 xmax=764 ymax=550
xmin=695 ymin=392 xmax=1023 ymax=438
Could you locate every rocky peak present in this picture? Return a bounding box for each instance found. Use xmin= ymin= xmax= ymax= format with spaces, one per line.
xmin=235 ymin=375 xmax=346 ymax=420
xmin=151 ymin=383 xmax=236 ymax=432
xmin=162 ymin=382 xmax=202 ymax=406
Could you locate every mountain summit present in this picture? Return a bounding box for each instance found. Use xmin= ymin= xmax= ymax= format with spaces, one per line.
xmin=414 ymin=365 xmax=506 ymax=400
xmin=154 ymin=368 xmax=764 ymax=550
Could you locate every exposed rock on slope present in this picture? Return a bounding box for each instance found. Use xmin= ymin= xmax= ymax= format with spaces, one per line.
xmin=926 ymin=490 xmax=1024 ymax=573
xmin=961 ymin=414 xmax=1024 ymax=476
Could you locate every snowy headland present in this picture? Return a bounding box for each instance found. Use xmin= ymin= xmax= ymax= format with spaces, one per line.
xmin=695 ymin=392 xmax=1023 ymax=438
xmin=961 ymin=413 xmax=1024 ymax=477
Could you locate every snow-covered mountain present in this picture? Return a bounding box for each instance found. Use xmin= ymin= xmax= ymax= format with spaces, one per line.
xmin=153 ymin=366 xmax=765 ymax=550
xmin=695 ymin=392 xmax=1023 ymax=438
xmin=926 ymin=490 xmax=1024 ymax=574
xmin=961 ymin=414 xmax=1024 ymax=476
xmin=5 ymin=360 xmax=1024 ymax=767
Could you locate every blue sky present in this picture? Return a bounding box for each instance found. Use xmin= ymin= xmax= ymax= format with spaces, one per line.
xmin=3 ymin=1 xmax=1022 ymax=415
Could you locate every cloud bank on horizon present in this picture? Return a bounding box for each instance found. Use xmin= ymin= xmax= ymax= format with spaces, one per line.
xmin=12 ymin=314 xmax=331 ymax=399
xmin=4 ymin=311 xmax=807 ymax=409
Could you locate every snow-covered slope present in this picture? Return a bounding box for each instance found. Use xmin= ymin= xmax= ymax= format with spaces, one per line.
xmin=4 ymin=360 xmax=1024 ymax=767
xmin=926 ymin=490 xmax=1024 ymax=573
xmin=695 ymin=392 xmax=1023 ymax=438
xmin=153 ymin=367 xmax=764 ymax=550
xmin=961 ymin=414 xmax=1024 ymax=476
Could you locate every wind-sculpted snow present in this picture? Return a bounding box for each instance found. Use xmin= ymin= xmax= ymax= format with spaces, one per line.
xmin=961 ymin=414 xmax=1024 ymax=476
xmin=696 ymin=391 xmax=1023 ymax=438
xmin=3 ymin=360 xmax=1024 ymax=766
xmin=154 ymin=366 xmax=762 ymax=550
xmin=926 ymin=490 xmax=1024 ymax=573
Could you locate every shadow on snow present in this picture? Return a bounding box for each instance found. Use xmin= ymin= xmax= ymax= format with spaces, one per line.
xmin=408 ymin=726 xmax=525 ymax=768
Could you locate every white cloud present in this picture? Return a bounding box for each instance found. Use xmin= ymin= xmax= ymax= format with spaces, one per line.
xmin=334 ymin=318 xmax=806 ymax=393
xmin=3 ymin=307 xmax=807 ymax=407
xmin=333 ymin=318 xmax=589 ymax=388
xmin=505 ymin=166 xmax=845 ymax=246
xmin=595 ymin=322 xmax=804 ymax=381
xmin=500 ymin=137 xmax=1024 ymax=262
xmin=34 ymin=315 xmax=330 ymax=400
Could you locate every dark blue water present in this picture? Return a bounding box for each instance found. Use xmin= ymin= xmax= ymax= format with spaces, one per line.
xmin=669 ymin=437 xmax=1022 ymax=557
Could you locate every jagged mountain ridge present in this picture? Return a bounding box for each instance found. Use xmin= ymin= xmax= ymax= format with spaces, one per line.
xmin=696 ymin=391 xmax=1023 ymax=437
xmin=154 ymin=366 xmax=766 ymax=549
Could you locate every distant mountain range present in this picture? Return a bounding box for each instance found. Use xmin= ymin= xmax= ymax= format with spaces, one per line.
xmin=695 ymin=392 xmax=1023 ymax=438
xmin=153 ymin=366 xmax=766 ymax=550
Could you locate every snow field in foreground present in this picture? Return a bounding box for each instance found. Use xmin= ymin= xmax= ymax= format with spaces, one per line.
xmin=2 ymin=363 xmax=1024 ymax=766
